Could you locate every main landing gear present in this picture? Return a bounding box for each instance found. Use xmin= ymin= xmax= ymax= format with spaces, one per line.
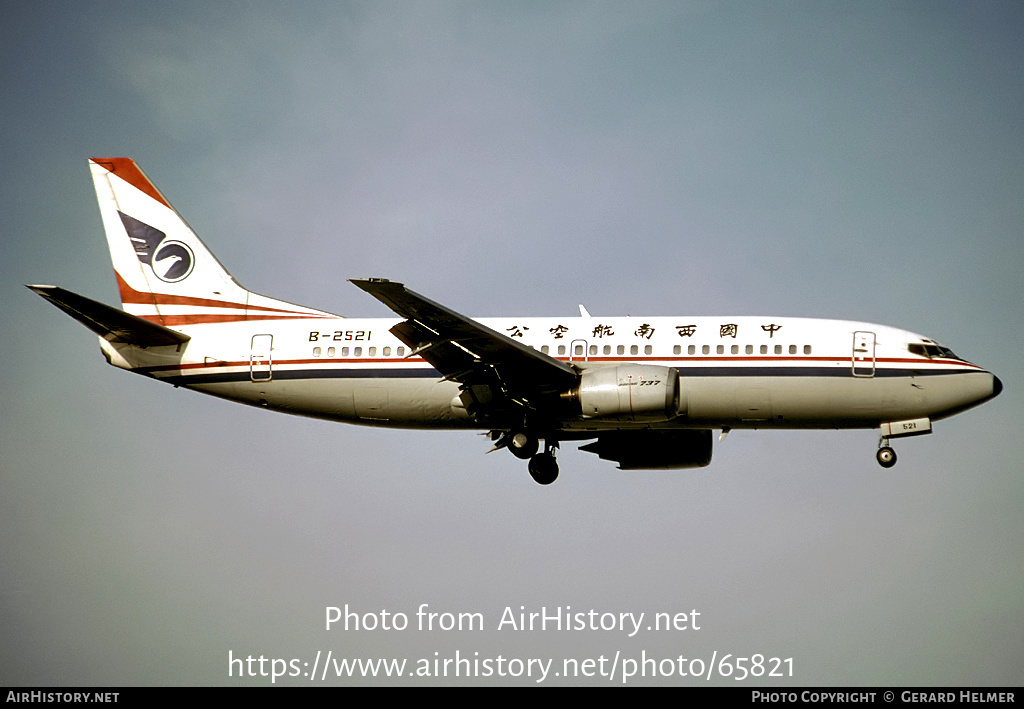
xmin=505 ymin=431 xmax=538 ymax=460
xmin=528 ymin=441 xmax=559 ymax=485
xmin=876 ymin=438 xmax=897 ymax=468
xmin=490 ymin=430 xmax=559 ymax=485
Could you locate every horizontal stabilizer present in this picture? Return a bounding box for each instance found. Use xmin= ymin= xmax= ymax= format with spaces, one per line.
xmin=27 ymin=285 xmax=190 ymax=347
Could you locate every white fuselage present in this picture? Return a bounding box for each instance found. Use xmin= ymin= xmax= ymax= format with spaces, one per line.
xmin=100 ymin=313 xmax=997 ymax=433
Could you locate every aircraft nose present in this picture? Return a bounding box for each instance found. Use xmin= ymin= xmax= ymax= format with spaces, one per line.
xmin=993 ymin=375 xmax=1003 ymax=398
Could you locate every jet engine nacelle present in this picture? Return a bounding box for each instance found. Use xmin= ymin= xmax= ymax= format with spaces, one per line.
xmin=579 ymin=430 xmax=713 ymax=469
xmin=564 ymin=365 xmax=681 ymax=422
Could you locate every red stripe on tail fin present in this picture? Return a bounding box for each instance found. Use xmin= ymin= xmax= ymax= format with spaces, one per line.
xmin=90 ymin=158 xmax=173 ymax=210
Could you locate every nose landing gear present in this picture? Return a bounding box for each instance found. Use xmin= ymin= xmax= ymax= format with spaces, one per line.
xmin=875 ymin=418 xmax=931 ymax=468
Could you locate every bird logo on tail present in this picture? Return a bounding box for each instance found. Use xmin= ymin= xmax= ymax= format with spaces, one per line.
xmin=118 ymin=211 xmax=195 ymax=283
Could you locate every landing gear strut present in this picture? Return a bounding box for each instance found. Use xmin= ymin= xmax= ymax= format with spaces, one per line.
xmin=528 ymin=440 xmax=559 ymax=485
xmin=876 ymin=438 xmax=897 ymax=468
xmin=489 ymin=430 xmax=559 ymax=484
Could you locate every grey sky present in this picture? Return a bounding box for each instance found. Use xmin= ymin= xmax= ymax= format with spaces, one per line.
xmin=2 ymin=1 xmax=1021 ymax=685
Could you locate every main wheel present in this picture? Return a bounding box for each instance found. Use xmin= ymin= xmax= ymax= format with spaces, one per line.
xmin=508 ymin=432 xmax=539 ymax=460
xmin=876 ymin=446 xmax=897 ymax=468
xmin=528 ymin=454 xmax=559 ymax=485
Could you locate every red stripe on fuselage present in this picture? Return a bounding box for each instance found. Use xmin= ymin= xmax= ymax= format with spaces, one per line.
xmin=135 ymin=355 xmax=984 ymax=376
xmin=576 ymin=355 xmax=985 ymax=369
xmin=138 ymin=357 xmax=430 ymax=374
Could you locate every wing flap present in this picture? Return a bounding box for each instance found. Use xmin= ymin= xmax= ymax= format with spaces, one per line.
xmin=350 ymin=279 xmax=577 ymax=394
xmin=28 ymin=285 xmax=190 ymax=347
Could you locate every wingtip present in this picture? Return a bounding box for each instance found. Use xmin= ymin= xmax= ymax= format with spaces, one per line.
xmin=350 ymin=277 xmax=402 ymax=291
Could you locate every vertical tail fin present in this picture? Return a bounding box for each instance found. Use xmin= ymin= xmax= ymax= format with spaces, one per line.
xmin=89 ymin=158 xmax=335 ymax=326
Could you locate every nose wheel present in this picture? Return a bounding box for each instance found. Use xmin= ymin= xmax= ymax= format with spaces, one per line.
xmin=876 ymin=439 xmax=897 ymax=468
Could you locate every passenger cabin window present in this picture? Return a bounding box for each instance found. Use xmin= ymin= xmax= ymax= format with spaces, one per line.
xmin=644 ymin=345 xmax=653 ymax=355
xmin=760 ymin=345 xmax=768 ymax=354
xmin=804 ymin=345 xmax=812 ymax=355
xmin=702 ymin=345 xmax=710 ymax=355
xmin=397 ymin=347 xmax=405 ymax=356
xmin=327 ymin=347 xmax=336 ymax=357
xmin=745 ymin=344 xmax=753 ymax=355
xmin=630 ymin=345 xmax=639 ymax=355
xmin=617 ymin=345 xmax=625 ymax=355
xmin=688 ymin=345 xmax=696 ymax=355
xmin=313 ymin=347 xmax=321 ymax=357
xmin=673 ymin=345 xmax=681 ymax=355
xmin=383 ymin=346 xmax=391 ymax=356
xmin=541 ymin=345 xmax=549 ymax=354
xmin=558 ymin=345 xmax=566 ymax=355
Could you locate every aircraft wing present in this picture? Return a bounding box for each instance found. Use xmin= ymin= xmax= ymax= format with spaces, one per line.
xmin=351 ymin=279 xmax=578 ymax=419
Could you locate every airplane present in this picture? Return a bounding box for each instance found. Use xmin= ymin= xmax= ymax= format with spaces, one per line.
xmin=29 ymin=158 xmax=1002 ymax=485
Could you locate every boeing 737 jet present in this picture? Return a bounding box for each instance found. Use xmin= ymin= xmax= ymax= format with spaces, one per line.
xmin=29 ymin=158 xmax=1002 ymax=484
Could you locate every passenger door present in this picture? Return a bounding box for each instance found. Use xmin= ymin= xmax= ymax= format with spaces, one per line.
xmin=250 ymin=334 xmax=273 ymax=381
xmin=852 ymin=331 xmax=875 ymax=377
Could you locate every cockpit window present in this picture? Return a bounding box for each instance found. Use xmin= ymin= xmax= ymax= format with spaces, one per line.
xmin=908 ymin=343 xmax=959 ymax=360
